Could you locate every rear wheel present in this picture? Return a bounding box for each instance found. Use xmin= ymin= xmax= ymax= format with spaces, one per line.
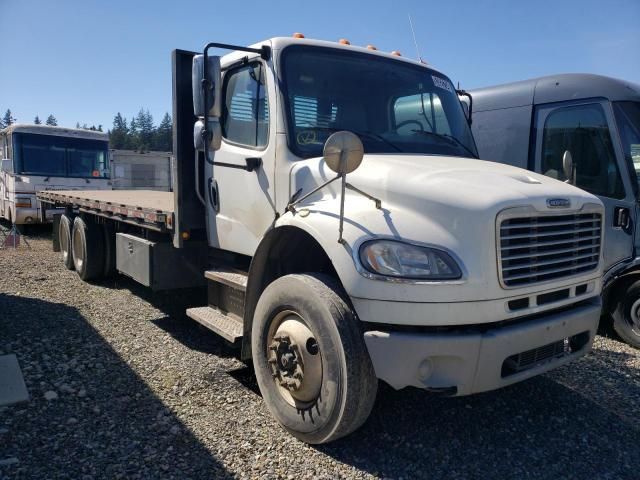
xmin=612 ymin=280 xmax=640 ymax=349
xmin=71 ymin=216 xmax=105 ymax=281
xmin=252 ymin=273 xmax=377 ymax=444
xmin=59 ymin=214 xmax=75 ymax=270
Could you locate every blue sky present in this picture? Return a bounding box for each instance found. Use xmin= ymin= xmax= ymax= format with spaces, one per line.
xmin=1 ymin=0 xmax=638 ymax=131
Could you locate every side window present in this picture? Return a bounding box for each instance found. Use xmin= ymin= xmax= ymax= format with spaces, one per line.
xmin=542 ymin=104 xmax=624 ymax=199
xmin=0 ymin=135 xmax=5 ymax=160
xmin=393 ymin=93 xmax=451 ymax=136
xmin=221 ymin=63 xmax=269 ymax=148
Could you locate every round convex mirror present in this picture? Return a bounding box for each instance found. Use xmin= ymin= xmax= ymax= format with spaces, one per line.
xmin=323 ymin=131 xmax=364 ymax=174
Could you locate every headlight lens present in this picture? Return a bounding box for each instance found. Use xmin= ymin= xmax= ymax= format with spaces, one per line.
xmin=359 ymin=240 xmax=462 ymax=280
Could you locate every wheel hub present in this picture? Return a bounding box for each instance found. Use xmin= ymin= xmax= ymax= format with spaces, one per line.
xmin=630 ymin=298 xmax=640 ymax=330
xmin=267 ymin=315 xmax=322 ymax=405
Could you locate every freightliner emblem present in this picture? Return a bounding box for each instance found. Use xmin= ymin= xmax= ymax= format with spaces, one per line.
xmin=547 ymin=198 xmax=571 ymax=208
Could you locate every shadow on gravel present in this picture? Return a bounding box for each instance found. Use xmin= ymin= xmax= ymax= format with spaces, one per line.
xmin=317 ymin=351 xmax=639 ymax=479
xmin=95 ymin=274 xmax=239 ymax=359
xmin=0 ymin=293 xmax=233 ymax=479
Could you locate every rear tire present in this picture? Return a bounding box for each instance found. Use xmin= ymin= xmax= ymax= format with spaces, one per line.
xmin=612 ymin=280 xmax=640 ymax=349
xmin=252 ymin=273 xmax=377 ymax=444
xmin=59 ymin=214 xmax=75 ymax=270
xmin=71 ymin=216 xmax=105 ymax=281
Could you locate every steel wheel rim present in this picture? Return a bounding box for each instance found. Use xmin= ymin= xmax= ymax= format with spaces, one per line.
xmin=60 ymin=227 xmax=69 ymax=261
xmin=72 ymin=226 xmax=84 ymax=270
xmin=266 ymin=310 xmax=322 ymax=408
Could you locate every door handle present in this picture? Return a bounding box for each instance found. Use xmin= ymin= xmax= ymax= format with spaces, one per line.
xmin=208 ymin=178 xmax=219 ymax=212
xmin=613 ymin=206 xmax=631 ymax=230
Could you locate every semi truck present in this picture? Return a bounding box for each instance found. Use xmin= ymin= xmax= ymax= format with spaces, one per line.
xmin=469 ymin=74 xmax=640 ymax=348
xmin=39 ymin=37 xmax=605 ymax=444
xmin=0 ymin=124 xmax=110 ymax=229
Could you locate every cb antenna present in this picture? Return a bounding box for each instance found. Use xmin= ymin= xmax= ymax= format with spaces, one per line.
xmin=408 ymin=14 xmax=425 ymax=63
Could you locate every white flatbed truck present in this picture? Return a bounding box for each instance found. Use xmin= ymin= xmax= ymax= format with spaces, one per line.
xmin=39 ymin=37 xmax=605 ymax=444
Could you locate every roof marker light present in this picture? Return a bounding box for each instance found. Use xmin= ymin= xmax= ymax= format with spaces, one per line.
xmin=339 ymin=38 xmax=351 ymax=45
xmin=391 ymin=50 xmax=402 ymax=56
xmin=366 ymin=45 xmax=377 ymax=50
xmin=293 ymin=32 xmax=305 ymax=38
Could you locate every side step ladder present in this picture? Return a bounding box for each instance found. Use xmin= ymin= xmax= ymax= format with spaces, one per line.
xmin=186 ymin=266 xmax=248 ymax=343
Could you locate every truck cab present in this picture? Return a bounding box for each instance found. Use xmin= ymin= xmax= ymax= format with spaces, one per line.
xmin=40 ymin=39 xmax=605 ymax=444
xmin=470 ymin=74 xmax=640 ymax=348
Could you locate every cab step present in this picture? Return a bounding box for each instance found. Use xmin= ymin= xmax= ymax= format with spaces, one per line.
xmin=186 ymin=306 xmax=243 ymax=343
xmin=204 ymin=267 xmax=248 ymax=292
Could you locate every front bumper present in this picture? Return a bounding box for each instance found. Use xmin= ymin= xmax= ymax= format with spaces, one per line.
xmin=363 ymin=298 xmax=600 ymax=396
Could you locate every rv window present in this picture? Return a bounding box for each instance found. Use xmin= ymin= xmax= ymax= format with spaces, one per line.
xmin=220 ymin=63 xmax=269 ymax=148
xmin=542 ymin=104 xmax=625 ymax=199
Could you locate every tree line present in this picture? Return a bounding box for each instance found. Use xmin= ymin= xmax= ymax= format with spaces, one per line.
xmin=1 ymin=107 xmax=173 ymax=152
xmin=109 ymin=109 xmax=172 ymax=152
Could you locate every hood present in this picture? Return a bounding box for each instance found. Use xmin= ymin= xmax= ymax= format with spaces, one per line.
xmin=344 ymin=154 xmax=596 ymax=214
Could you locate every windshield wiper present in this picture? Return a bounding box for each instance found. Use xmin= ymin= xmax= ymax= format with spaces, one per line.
xmin=312 ymin=127 xmax=403 ymax=153
xmin=411 ymin=129 xmax=478 ymax=158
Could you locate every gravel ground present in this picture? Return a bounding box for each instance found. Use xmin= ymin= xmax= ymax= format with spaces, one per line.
xmin=1 ymin=225 xmax=639 ymax=479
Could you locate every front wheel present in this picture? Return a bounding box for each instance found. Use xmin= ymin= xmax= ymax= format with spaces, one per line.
xmin=252 ymin=273 xmax=377 ymax=444
xmin=611 ymin=280 xmax=640 ymax=349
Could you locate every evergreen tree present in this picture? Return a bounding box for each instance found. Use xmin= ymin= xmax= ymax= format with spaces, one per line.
xmin=76 ymin=122 xmax=81 ymax=129
xmin=109 ymin=113 xmax=128 ymax=149
xmin=136 ymin=108 xmax=155 ymax=152
xmin=98 ymin=125 xmax=103 ymax=132
xmin=34 ymin=115 xmax=42 ymax=125
xmin=3 ymin=109 xmax=16 ymax=127
xmin=128 ymin=116 xmax=139 ymax=150
xmin=154 ymin=112 xmax=172 ymax=151
xmin=45 ymin=114 xmax=57 ymax=126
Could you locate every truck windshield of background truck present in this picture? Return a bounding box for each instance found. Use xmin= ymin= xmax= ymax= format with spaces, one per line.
xmin=13 ymin=133 xmax=109 ymax=178
xmin=613 ymin=102 xmax=640 ymax=194
xmin=280 ymin=46 xmax=478 ymax=159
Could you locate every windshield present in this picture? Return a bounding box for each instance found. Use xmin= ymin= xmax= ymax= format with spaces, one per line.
xmin=613 ymin=101 xmax=640 ymax=193
xmin=13 ymin=132 xmax=109 ymax=178
xmin=280 ymin=46 xmax=478 ymax=159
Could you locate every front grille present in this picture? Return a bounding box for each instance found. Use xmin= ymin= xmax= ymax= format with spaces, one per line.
xmin=501 ymin=331 xmax=590 ymax=377
xmin=498 ymin=212 xmax=601 ymax=288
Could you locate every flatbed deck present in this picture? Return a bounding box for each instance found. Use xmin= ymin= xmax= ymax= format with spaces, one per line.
xmin=38 ymin=190 xmax=174 ymax=231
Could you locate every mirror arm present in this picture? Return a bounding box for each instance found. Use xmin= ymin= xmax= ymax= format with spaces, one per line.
xmin=286 ymin=174 xmax=342 ymax=213
xmin=456 ymin=88 xmax=473 ymax=125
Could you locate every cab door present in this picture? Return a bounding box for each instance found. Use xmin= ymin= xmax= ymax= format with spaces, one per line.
xmin=206 ymin=60 xmax=276 ymax=256
xmin=532 ymin=100 xmax=636 ymax=272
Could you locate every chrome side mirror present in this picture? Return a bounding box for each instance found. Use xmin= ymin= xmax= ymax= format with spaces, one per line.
xmin=562 ymin=150 xmax=574 ymax=184
xmin=193 ymin=119 xmax=222 ymax=152
xmin=192 ymin=55 xmax=222 ymax=118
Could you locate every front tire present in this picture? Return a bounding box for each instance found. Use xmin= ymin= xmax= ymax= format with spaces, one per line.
xmin=252 ymin=273 xmax=377 ymax=444
xmin=71 ymin=216 xmax=105 ymax=281
xmin=612 ymin=280 xmax=640 ymax=349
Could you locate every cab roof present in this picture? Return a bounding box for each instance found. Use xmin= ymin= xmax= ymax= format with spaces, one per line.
xmin=470 ymin=73 xmax=640 ymax=112
xmin=1 ymin=123 xmax=109 ymax=141
xmin=220 ymin=36 xmax=446 ymax=76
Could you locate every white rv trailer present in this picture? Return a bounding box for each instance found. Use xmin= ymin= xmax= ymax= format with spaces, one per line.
xmin=109 ymin=150 xmax=172 ymax=191
xmin=0 ymin=124 xmax=110 ymax=226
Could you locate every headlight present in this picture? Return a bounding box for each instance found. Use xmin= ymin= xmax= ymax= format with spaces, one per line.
xmin=359 ymin=240 xmax=462 ymax=280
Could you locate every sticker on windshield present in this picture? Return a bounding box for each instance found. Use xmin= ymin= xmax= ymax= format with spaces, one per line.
xmin=431 ymin=75 xmax=453 ymax=93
